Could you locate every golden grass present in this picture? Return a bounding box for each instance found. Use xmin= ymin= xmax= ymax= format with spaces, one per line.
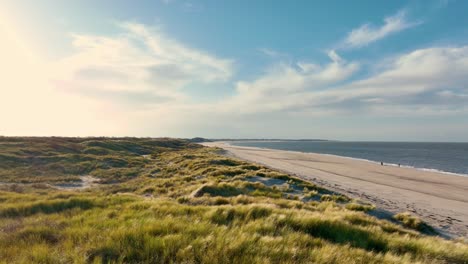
xmin=0 ymin=137 xmax=467 ymax=263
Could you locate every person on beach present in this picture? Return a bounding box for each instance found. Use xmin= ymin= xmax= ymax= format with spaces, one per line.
xmin=381 ymin=162 xmax=383 ymax=166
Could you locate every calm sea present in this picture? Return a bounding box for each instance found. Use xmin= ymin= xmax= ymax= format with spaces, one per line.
xmin=230 ymin=141 xmax=468 ymax=176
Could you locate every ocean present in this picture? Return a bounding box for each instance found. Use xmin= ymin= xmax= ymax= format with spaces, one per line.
xmin=230 ymin=141 xmax=468 ymax=176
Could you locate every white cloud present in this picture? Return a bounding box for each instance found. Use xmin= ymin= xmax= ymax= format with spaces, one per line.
xmin=0 ymin=20 xmax=234 ymax=136
xmin=327 ymin=49 xmax=343 ymax=63
xmin=344 ymin=10 xmax=419 ymax=48
xmin=221 ymin=50 xmax=360 ymax=113
xmin=52 ymin=22 xmax=234 ymax=104
xmin=219 ymin=46 xmax=468 ymax=117
xmin=2 ymin=16 xmax=468 ymax=139
xmin=107 ymin=44 xmax=468 ymax=140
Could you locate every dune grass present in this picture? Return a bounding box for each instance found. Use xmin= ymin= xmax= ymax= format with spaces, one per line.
xmin=393 ymin=212 xmax=436 ymax=235
xmin=0 ymin=137 xmax=467 ymax=263
xmin=345 ymin=202 xmax=376 ymax=212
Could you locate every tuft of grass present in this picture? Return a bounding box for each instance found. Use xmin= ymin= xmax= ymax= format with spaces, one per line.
xmin=176 ymin=196 xmax=190 ymax=204
xmin=320 ymin=194 xmax=349 ymax=203
xmin=213 ymin=197 xmax=230 ymax=205
xmin=192 ymin=183 xmax=245 ymax=197
xmin=393 ymin=212 xmax=434 ymax=233
xmin=304 ymin=190 xmax=318 ymax=198
xmin=209 ymin=159 xmax=241 ymax=166
xmin=234 ymin=195 xmax=254 ymax=205
xmin=320 ymin=194 xmax=333 ymax=202
xmin=345 ymin=203 xmax=376 ymax=212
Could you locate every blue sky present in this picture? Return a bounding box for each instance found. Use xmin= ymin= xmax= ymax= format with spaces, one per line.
xmin=1 ymin=0 xmax=468 ymax=141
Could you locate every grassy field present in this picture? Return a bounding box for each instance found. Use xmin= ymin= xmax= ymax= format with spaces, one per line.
xmin=0 ymin=137 xmax=467 ymax=263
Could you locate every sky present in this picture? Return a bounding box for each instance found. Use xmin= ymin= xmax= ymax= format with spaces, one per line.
xmin=1 ymin=0 xmax=468 ymax=141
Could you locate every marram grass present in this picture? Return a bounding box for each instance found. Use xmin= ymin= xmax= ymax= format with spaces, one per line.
xmin=0 ymin=137 xmax=467 ymax=263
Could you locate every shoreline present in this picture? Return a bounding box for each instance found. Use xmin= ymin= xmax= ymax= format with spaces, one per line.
xmin=203 ymin=141 xmax=468 ymax=239
xmin=228 ymin=141 xmax=468 ymax=178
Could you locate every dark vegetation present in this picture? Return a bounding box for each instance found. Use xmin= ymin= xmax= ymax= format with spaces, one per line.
xmin=0 ymin=137 xmax=467 ymax=263
xmin=189 ymin=137 xmax=212 ymax=143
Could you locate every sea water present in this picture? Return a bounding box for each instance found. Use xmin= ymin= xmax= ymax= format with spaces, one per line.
xmin=230 ymin=141 xmax=468 ymax=176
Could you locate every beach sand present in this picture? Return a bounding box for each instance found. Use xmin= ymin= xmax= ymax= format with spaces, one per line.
xmin=203 ymin=142 xmax=468 ymax=238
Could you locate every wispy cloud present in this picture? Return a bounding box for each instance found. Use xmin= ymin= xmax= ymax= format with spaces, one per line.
xmin=53 ymin=22 xmax=234 ymax=105
xmin=343 ymin=10 xmax=420 ymax=48
xmin=223 ymin=50 xmax=360 ymax=113
xmin=258 ymin=48 xmax=288 ymax=58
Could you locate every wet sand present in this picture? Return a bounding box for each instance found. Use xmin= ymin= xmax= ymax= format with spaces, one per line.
xmin=203 ymin=142 xmax=468 ymax=238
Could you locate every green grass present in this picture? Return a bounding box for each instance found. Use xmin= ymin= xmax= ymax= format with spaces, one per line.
xmin=0 ymin=137 xmax=467 ymax=263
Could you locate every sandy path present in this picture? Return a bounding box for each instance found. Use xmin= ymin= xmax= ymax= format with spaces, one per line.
xmin=203 ymin=142 xmax=468 ymax=238
xmin=53 ymin=175 xmax=100 ymax=190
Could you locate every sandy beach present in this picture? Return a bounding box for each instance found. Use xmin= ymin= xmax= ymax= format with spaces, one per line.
xmin=203 ymin=142 xmax=468 ymax=238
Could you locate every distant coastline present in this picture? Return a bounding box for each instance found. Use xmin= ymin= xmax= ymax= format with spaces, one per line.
xmin=208 ymin=138 xmax=331 ymax=142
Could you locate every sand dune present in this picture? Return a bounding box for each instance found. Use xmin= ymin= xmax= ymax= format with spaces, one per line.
xmin=203 ymin=142 xmax=468 ymax=238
